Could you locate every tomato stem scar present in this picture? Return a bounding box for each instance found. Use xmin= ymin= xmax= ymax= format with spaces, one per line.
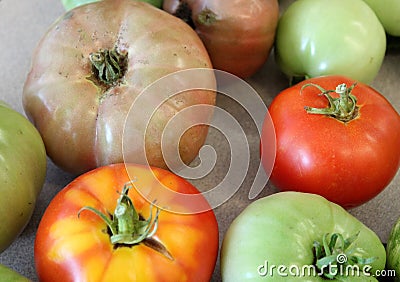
xmin=313 ymin=232 xmax=376 ymax=279
xmin=302 ymin=82 xmax=359 ymax=122
xmin=78 ymin=182 xmax=159 ymax=245
xmin=89 ymin=46 xmax=128 ymax=87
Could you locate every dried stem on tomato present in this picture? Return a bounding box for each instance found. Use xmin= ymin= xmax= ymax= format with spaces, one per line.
xmin=313 ymin=232 xmax=376 ymax=279
xmin=302 ymin=82 xmax=359 ymax=123
xmin=78 ymin=182 xmax=173 ymax=260
xmin=89 ymin=46 xmax=128 ymax=87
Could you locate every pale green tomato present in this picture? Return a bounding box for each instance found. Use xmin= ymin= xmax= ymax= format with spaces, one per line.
xmin=221 ymin=192 xmax=386 ymax=281
xmin=362 ymin=0 xmax=400 ymax=36
xmin=0 ymin=264 xmax=31 ymax=282
xmin=275 ymin=0 xmax=386 ymax=84
xmin=61 ymin=0 xmax=163 ymax=10
xmin=0 ymin=102 xmax=46 ymax=253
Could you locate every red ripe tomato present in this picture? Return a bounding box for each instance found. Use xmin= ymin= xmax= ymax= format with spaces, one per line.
xmin=163 ymin=0 xmax=279 ymax=78
xmin=261 ymin=76 xmax=400 ymax=208
xmin=34 ymin=163 xmax=219 ymax=281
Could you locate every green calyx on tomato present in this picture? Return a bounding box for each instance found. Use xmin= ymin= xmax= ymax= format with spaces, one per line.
xmin=197 ymin=9 xmax=217 ymax=26
xmin=89 ymin=47 xmax=128 ymax=87
xmin=79 ymin=182 xmax=173 ymax=260
xmin=302 ymin=82 xmax=359 ymax=123
xmin=313 ymin=232 xmax=376 ymax=279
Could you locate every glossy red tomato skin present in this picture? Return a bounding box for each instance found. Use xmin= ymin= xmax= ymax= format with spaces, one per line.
xmin=163 ymin=0 xmax=279 ymax=78
xmin=262 ymin=76 xmax=400 ymax=208
xmin=34 ymin=163 xmax=219 ymax=281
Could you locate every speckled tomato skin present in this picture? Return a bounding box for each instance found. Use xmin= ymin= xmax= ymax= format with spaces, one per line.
xmin=23 ymin=0 xmax=216 ymax=175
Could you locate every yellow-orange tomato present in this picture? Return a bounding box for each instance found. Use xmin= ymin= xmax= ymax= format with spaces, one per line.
xmin=34 ymin=163 xmax=219 ymax=281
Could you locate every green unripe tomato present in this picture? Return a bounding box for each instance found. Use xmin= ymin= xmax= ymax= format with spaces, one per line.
xmin=0 ymin=264 xmax=31 ymax=282
xmin=221 ymin=192 xmax=386 ymax=281
xmin=362 ymin=0 xmax=400 ymax=36
xmin=0 ymin=102 xmax=46 ymax=253
xmin=275 ymin=0 xmax=386 ymax=84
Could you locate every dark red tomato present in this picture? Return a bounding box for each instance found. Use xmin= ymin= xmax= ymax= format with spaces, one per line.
xmin=261 ymin=75 xmax=400 ymax=208
xmin=163 ymin=0 xmax=279 ymax=78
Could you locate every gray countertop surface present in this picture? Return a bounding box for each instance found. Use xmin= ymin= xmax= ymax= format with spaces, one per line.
xmin=0 ymin=0 xmax=399 ymax=281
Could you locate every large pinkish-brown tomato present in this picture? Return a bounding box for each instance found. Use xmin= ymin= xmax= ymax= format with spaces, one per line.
xmin=163 ymin=0 xmax=279 ymax=78
xmin=23 ymin=0 xmax=216 ymax=175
